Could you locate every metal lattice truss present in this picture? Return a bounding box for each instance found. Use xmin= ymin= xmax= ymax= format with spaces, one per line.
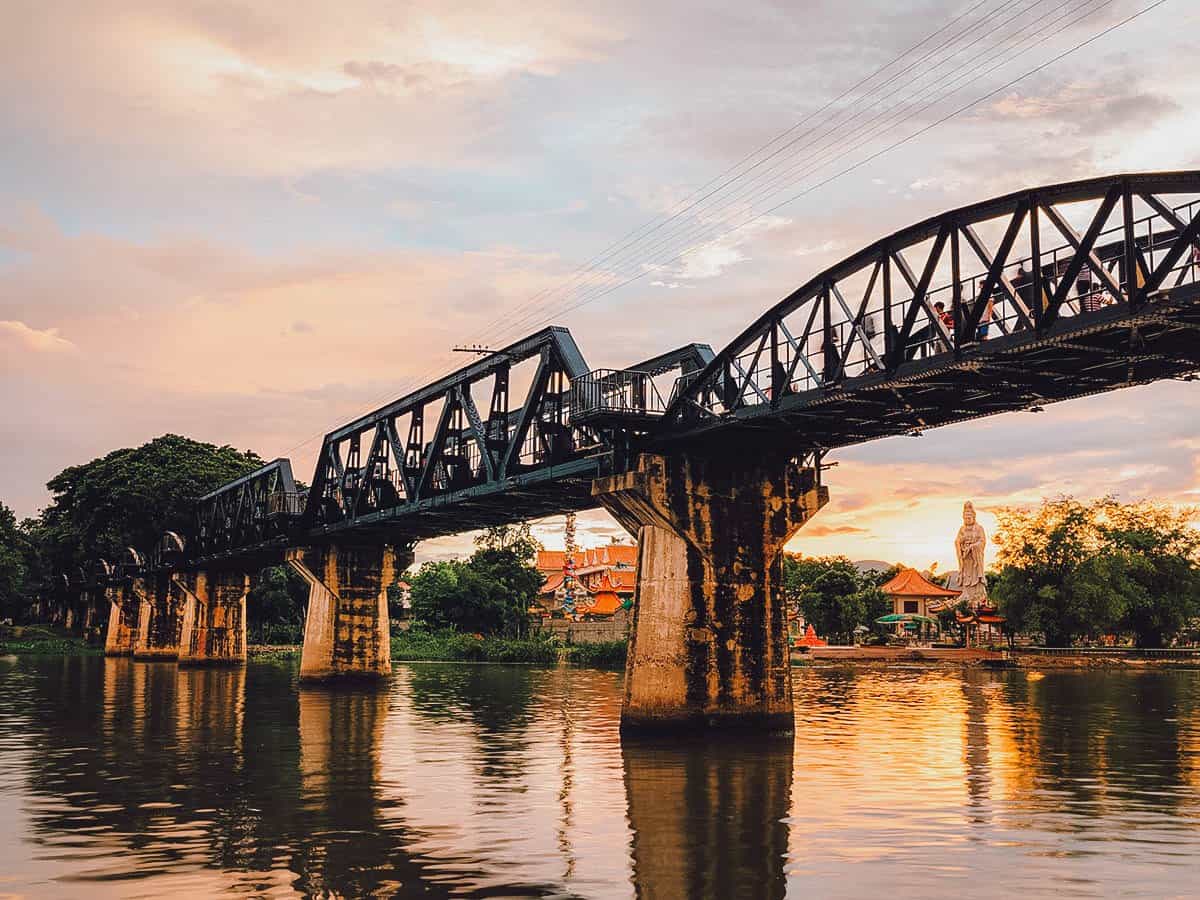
xmin=299 ymin=327 xmax=605 ymax=542
xmin=193 ymin=459 xmax=299 ymax=558
xmin=663 ymin=172 xmax=1200 ymax=447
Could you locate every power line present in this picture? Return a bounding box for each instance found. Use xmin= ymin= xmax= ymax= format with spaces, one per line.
xmin=280 ymin=1 xmax=1017 ymax=457
xmin=279 ymin=0 xmax=1169 ymax=458
xmin=481 ymin=0 xmax=1031 ymax=341
xmin=496 ymin=0 xmax=1169 ymax=333
xmin=491 ymin=0 xmax=1107 ymax=341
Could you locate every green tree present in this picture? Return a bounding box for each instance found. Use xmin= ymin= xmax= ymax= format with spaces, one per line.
xmin=33 ymin=434 xmax=263 ymax=573
xmin=786 ymin=555 xmax=884 ymax=643
xmin=1101 ymin=501 xmax=1200 ymax=647
xmin=410 ymin=534 xmax=544 ymax=637
xmin=247 ymin=565 xmax=309 ymax=644
xmin=474 ymin=521 xmax=542 ymax=561
xmin=0 ymin=502 xmax=31 ymax=622
xmin=409 ymin=559 xmax=509 ymax=635
xmin=992 ymin=497 xmax=1200 ymax=647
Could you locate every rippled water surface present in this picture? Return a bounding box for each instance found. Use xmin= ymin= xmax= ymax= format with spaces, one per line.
xmin=2 ymin=657 xmax=1200 ymax=898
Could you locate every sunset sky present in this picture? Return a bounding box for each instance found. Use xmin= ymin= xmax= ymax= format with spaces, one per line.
xmin=2 ymin=0 xmax=1198 ymax=572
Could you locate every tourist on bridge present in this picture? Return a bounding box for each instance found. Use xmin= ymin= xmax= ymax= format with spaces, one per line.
xmin=1078 ymin=275 xmax=1103 ymax=314
xmin=976 ymin=297 xmax=995 ymax=341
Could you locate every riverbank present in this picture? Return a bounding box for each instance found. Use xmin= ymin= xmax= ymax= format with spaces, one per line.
xmin=0 ymin=626 xmax=102 ymax=656
xmin=247 ymin=633 xmax=629 ymax=668
xmin=792 ymin=645 xmax=1200 ymax=669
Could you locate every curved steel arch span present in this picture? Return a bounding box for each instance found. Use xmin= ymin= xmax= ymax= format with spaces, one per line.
xmin=659 ymin=170 xmax=1200 ymax=448
xmin=94 ymin=171 xmax=1200 ymax=571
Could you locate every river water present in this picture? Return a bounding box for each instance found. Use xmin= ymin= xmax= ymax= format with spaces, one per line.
xmin=1 ymin=657 xmax=1199 ymax=899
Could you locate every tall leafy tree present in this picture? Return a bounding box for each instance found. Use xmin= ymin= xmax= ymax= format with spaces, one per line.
xmin=1101 ymin=501 xmax=1200 ymax=648
xmin=0 ymin=502 xmax=31 ymax=622
xmin=785 ymin=555 xmax=891 ymax=643
xmin=992 ymin=497 xmax=1200 ymax=647
xmin=473 ymin=521 xmax=542 ymax=561
xmin=411 ymin=524 xmax=545 ymax=637
xmin=34 ymin=434 xmax=263 ymax=572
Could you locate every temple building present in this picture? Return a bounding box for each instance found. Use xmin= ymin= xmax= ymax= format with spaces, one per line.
xmin=535 ymin=544 xmax=637 ymax=620
xmin=881 ymin=567 xmax=961 ymax=618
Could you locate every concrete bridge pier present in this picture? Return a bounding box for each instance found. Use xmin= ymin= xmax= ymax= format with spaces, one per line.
xmin=287 ymin=543 xmax=410 ymax=683
xmin=133 ymin=572 xmax=184 ymax=660
xmin=594 ymin=451 xmax=828 ymax=734
xmin=104 ymin=581 xmax=143 ymax=657
xmin=177 ymin=570 xmax=250 ymax=667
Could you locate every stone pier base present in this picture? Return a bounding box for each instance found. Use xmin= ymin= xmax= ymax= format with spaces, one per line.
xmin=177 ymin=570 xmax=249 ymax=667
xmin=133 ymin=572 xmax=184 ymax=660
xmin=104 ymin=582 xmax=143 ymax=657
xmin=593 ymin=451 xmax=828 ymax=734
xmin=287 ymin=543 xmax=410 ymax=683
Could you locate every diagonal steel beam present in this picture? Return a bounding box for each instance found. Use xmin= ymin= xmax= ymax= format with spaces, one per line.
xmin=1041 ymin=191 xmax=1122 ymax=320
xmin=458 ymin=384 xmax=497 ymax=481
xmin=961 ymin=210 xmax=1033 ymax=333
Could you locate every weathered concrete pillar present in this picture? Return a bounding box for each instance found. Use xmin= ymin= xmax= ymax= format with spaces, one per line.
xmin=287 ymin=543 xmax=411 ymax=683
xmin=133 ymin=572 xmax=185 ymax=660
xmin=177 ymin=570 xmax=249 ymax=667
xmin=593 ymin=451 xmax=828 ymax=733
xmin=103 ymin=582 xmax=142 ymax=657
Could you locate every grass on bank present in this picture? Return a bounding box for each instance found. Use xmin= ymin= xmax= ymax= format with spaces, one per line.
xmin=390 ymin=630 xmax=628 ymax=668
xmin=0 ymin=625 xmax=103 ymax=656
xmin=0 ymin=625 xmax=628 ymax=669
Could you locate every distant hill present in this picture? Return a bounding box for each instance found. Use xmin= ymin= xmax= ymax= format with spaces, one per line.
xmin=854 ymin=559 xmax=895 ymax=574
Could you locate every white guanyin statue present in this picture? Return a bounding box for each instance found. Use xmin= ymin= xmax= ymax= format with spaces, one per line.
xmin=955 ymin=501 xmax=988 ymax=608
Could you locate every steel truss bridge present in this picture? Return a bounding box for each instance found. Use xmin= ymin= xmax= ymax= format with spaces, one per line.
xmin=170 ymin=171 xmax=1200 ymax=567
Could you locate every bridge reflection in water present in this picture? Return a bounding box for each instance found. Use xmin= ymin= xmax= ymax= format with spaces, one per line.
xmin=623 ymin=738 xmax=793 ymax=900
xmin=4 ymin=659 xmax=1200 ymax=897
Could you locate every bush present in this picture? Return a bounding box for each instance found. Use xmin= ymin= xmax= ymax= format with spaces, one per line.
xmin=391 ymin=628 xmax=557 ymax=663
xmin=567 ymin=640 xmax=628 ymax=668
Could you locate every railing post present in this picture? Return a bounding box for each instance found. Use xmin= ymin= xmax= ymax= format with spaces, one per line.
xmin=1123 ymin=179 xmax=1139 ymax=306
xmin=1030 ymin=198 xmax=1043 ymax=331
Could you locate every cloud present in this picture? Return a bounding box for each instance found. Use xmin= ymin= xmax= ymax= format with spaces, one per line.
xmin=0 ymin=320 xmax=75 ymax=353
xmin=804 ymin=524 xmax=869 ymax=537
xmin=0 ymin=1 xmax=624 ymax=177
xmin=987 ymin=80 xmax=1180 ymax=135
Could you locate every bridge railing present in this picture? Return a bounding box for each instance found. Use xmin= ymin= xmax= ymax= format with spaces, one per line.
xmin=666 ymin=173 xmax=1200 ymax=424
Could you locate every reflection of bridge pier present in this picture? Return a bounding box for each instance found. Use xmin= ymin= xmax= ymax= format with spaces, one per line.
xmin=596 ymin=451 xmax=826 ymax=733
xmin=623 ymin=737 xmax=793 ymax=900
xmin=288 ymin=543 xmax=413 ymax=682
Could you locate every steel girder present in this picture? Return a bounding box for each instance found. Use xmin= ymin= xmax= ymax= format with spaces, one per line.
xmin=192 ymin=458 xmax=299 ymax=559
xmin=298 ymin=326 xmax=604 ymax=542
xmin=662 ymin=171 xmax=1200 ymax=446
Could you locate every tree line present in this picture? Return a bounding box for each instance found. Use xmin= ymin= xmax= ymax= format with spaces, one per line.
xmin=3 ymin=434 xmax=1198 ymax=648
xmin=992 ymin=497 xmax=1200 ymax=647
xmin=0 ymin=434 xmax=545 ymax=642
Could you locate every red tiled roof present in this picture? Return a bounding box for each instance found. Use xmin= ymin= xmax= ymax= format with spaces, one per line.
xmin=581 ymin=592 xmax=623 ymax=616
xmin=537 ymin=550 xmax=568 ymax=572
xmin=606 ymin=571 xmax=637 ymax=591
xmin=537 ymin=544 xmax=638 ymax=575
xmin=881 ymin=568 xmax=961 ymax=598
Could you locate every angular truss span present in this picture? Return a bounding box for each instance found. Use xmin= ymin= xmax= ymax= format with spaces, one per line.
xmin=299 ymin=326 xmax=610 ymax=545
xmin=663 ymin=171 xmax=1200 ymax=447
xmin=193 ymin=459 xmax=299 ymax=559
xmin=175 ymin=171 xmax=1200 ymax=567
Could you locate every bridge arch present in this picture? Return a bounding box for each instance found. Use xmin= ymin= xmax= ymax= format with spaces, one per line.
xmin=664 ymin=171 xmax=1200 ymax=445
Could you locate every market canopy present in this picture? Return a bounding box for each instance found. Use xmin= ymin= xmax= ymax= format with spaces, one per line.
xmin=875 ymin=613 xmax=939 ymax=625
